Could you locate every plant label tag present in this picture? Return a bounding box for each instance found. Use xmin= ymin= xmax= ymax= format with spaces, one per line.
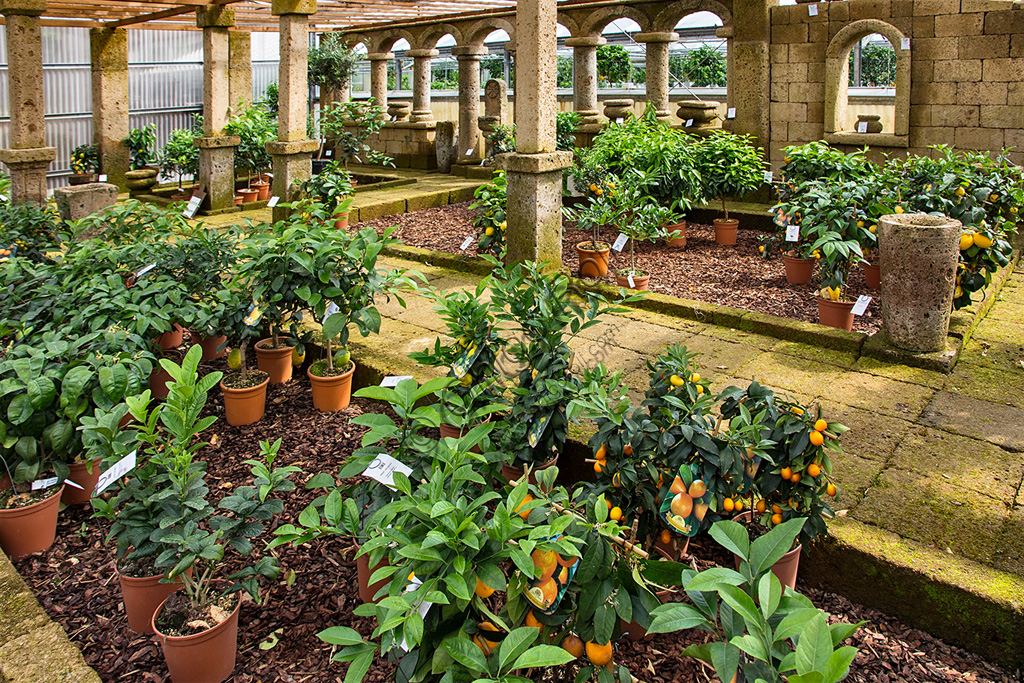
xmin=785 ymin=225 xmax=800 ymax=242
xmin=95 ymin=450 xmax=136 ymax=494
xmin=187 ymin=194 xmax=202 ymax=206
xmin=852 ymin=295 xmax=872 ymax=316
xmin=901 ymin=37 xmax=911 ymax=51
xmin=134 ymin=262 xmax=157 ymax=279
xmin=466 ymin=148 xmax=475 ymax=156
xmin=64 ymin=478 xmax=84 ymax=490
xmin=0 ymin=195 xmax=7 ymax=202
xmin=808 ymin=3 xmax=818 ymax=15
xmin=244 ymin=302 xmax=263 ymax=326
xmin=727 ymin=107 xmax=736 ymax=119
xmin=98 ymin=174 xmax=108 ymax=182
xmin=267 ymin=196 xmax=279 ymax=208
xmin=322 ymin=302 xmax=340 ymax=325
xmin=857 ymin=121 xmax=868 ymax=133
xmin=363 ymin=452 xmax=413 ymax=490
xmin=325 ymin=149 xmax=333 ymax=158
xmin=612 ymin=233 xmax=628 ymax=252
xmin=182 ymin=202 xmax=200 ymax=219
xmin=31 ymin=477 xmax=58 ymax=491
xmin=379 ymin=375 xmax=413 ymax=388
xmin=460 ymin=235 xmax=474 ymax=250
xmin=764 ymin=171 xmax=773 ymax=183
xmin=627 ymin=273 xmax=635 ymax=288
xmin=685 ymin=118 xmax=694 ymax=127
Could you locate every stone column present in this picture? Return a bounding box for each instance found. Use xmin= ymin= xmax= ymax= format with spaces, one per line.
xmin=269 ymin=0 xmax=318 ymax=221
xmin=89 ymin=27 xmax=130 ymax=190
xmin=228 ymin=30 xmax=253 ymax=113
xmin=367 ymin=52 xmax=392 ymax=115
xmin=195 ymin=6 xmax=240 ymax=213
xmin=728 ymin=0 xmax=770 ymax=148
xmin=407 ymin=48 xmax=438 ymax=123
xmin=565 ymin=36 xmax=603 ymax=126
xmin=453 ymin=45 xmax=486 ymax=164
xmin=0 ymin=0 xmax=55 ymax=204
xmin=499 ymin=0 xmax=571 ymax=267
xmin=636 ymin=32 xmax=677 ymax=123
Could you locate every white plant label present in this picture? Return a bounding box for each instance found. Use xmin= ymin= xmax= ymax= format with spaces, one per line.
xmin=466 ymin=148 xmax=475 ymax=156
xmin=0 ymin=195 xmax=7 ymax=202
xmin=64 ymin=479 xmax=84 ymax=490
xmin=31 ymin=477 xmax=58 ymax=491
xmin=267 ymin=196 xmax=280 ymax=208
xmin=852 ymin=295 xmax=872 ymax=316
xmin=322 ymin=302 xmax=340 ymax=325
xmin=94 ymin=450 xmax=136 ymax=495
xmin=612 ymin=233 xmax=629 ymax=252
xmin=808 ymin=3 xmax=818 ymax=15
xmin=901 ymin=37 xmax=911 ymax=51
xmin=380 ymin=375 xmax=413 ymax=388
xmin=727 ymin=107 xmax=737 ymax=119
xmin=182 ymin=203 xmax=200 ymax=219
xmin=98 ymin=174 xmax=108 ymax=182
xmin=188 ymin=195 xmax=202 ymax=206
xmin=685 ymin=118 xmax=694 ymax=127
xmin=460 ymin=235 xmax=474 ymax=250
xmin=363 ymin=452 xmax=413 ymax=490
xmin=399 ymin=575 xmax=432 ymax=652
xmin=135 ymin=262 xmax=157 ymax=279
xmin=627 ymin=273 xmax=635 ymax=288
xmin=764 ymin=171 xmax=773 ymax=183
xmin=325 ymin=149 xmax=333 ymax=158
xmin=785 ymin=225 xmax=800 ymax=242
xmin=857 ymin=121 xmax=868 ymax=134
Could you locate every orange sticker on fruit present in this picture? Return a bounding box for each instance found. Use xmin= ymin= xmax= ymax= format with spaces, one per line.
xmin=523 ymin=544 xmax=578 ymax=615
xmin=660 ymin=463 xmax=711 ymax=537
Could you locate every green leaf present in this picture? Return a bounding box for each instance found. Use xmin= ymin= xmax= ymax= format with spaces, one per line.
xmin=718 ymin=584 xmax=762 ymax=629
xmin=795 ymin=613 xmax=834 ymax=675
xmin=750 ymin=518 xmax=805 ymax=576
xmin=685 ymin=567 xmax=746 ymax=593
xmin=773 ymin=608 xmax=820 ymax=644
xmin=757 ymin=571 xmax=782 ymax=621
xmin=498 ymin=627 xmax=538 ymax=672
xmin=510 ymin=645 xmax=576 ymax=669
xmin=709 ymin=520 xmax=750 ymax=561
xmin=317 ymin=626 xmax=366 ymax=646
xmin=647 ymin=603 xmax=708 ymax=634
xmin=823 ymin=646 xmax=858 ymax=683
xmin=25 ymin=377 xmax=55 ymax=410
xmin=444 ymin=637 xmax=489 ymax=673
xmin=731 ymin=633 xmax=770 ymax=662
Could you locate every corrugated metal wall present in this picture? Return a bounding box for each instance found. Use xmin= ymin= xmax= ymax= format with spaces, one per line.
xmin=0 ymin=27 xmax=279 ymax=189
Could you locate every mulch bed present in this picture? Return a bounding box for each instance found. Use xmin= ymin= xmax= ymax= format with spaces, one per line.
xmin=353 ymin=202 xmax=883 ymax=335
xmin=12 ymin=358 xmax=1016 ymax=682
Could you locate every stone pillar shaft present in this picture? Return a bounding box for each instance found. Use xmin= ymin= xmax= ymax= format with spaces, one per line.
xmin=565 ymin=37 xmax=602 ymax=125
xmin=90 ymin=27 xmax=130 ymax=189
xmin=203 ymin=27 xmax=231 ymax=135
xmin=513 ymin=0 xmax=557 ymax=153
xmin=228 ymin=30 xmax=253 ymax=113
xmin=407 ymin=48 xmax=437 ymax=123
xmin=637 ymin=32 xmax=677 ymax=122
xmin=454 ymin=46 xmax=485 ymax=163
xmin=368 ymin=52 xmax=392 ymax=114
xmin=195 ymin=6 xmax=238 ymax=213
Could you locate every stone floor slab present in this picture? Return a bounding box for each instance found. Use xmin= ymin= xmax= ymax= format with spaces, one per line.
xmin=818 ymin=372 xmax=937 ymax=421
xmin=824 ymin=449 xmax=888 ymax=511
xmin=944 ymin=359 xmax=1024 ymax=409
xmin=734 ymin=351 xmax=846 ymax=399
xmin=818 ymin=403 xmax=916 ymax=462
xmin=920 ymin=391 xmax=1024 ymax=451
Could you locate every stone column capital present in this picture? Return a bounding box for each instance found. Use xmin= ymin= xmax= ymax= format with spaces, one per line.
xmin=451 ymin=45 xmax=488 ymax=58
xmin=90 ymin=27 xmax=128 ymax=72
xmin=405 ymin=48 xmax=438 ymax=59
xmin=270 ymin=0 xmax=315 ymax=15
xmin=196 ymin=5 xmax=234 ymax=28
xmin=564 ymin=35 xmax=606 ymax=48
xmin=0 ymin=0 xmax=45 ymax=17
xmin=0 ymin=146 xmax=56 ymax=166
xmin=635 ymin=32 xmax=679 ymax=44
xmin=496 ymin=151 xmax=572 ymax=174
xmin=366 ymin=51 xmax=394 ymax=62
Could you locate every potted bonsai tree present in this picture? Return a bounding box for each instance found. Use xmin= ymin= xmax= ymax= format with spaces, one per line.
xmin=691 ymin=130 xmax=765 ymax=246
xmin=124 ymin=124 xmax=159 ymax=196
xmin=69 ymin=143 xmax=99 ymax=185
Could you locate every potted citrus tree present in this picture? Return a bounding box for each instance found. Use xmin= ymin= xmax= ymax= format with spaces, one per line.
xmin=69 ymin=143 xmax=99 ymax=185
xmin=691 ymin=130 xmax=765 ymax=246
xmin=609 ymin=175 xmax=678 ymax=290
xmin=563 ymin=172 xmax=616 ymax=279
xmin=300 ymin=160 xmax=354 ymax=228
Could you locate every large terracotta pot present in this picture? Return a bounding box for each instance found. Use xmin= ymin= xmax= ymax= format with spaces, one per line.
xmin=714 ymin=218 xmax=739 ymax=246
xmin=238 ymin=188 xmax=259 ymax=203
xmin=61 ymin=459 xmax=101 ymax=506
xmin=665 ymin=221 xmax=687 ymax=248
xmin=233 ymin=195 xmax=243 ymax=206
xmin=252 ymin=180 xmax=270 ymax=201
xmin=153 ymin=592 xmax=241 ymax=683
xmin=862 ymin=261 xmax=881 ymax=290
xmin=356 ymin=544 xmax=391 ymax=604
xmin=575 ymin=242 xmax=611 ymax=279
xmin=308 ymin=362 xmax=356 ymax=412
xmin=193 ymin=333 xmax=228 ymax=361
xmin=438 ymin=418 xmax=490 ymax=454
xmin=150 ymin=363 xmax=173 ymax=400
xmin=817 ymin=298 xmax=855 ymax=331
xmin=334 ymin=212 xmax=350 ymax=230
xmin=615 ymin=273 xmax=650 ymax=291
xmin=158 ymin=323 xmax=185 ymax=351
xmin=0 ymin=485 xmax=64 ymax=559
xmin=501 ymin=454 xmax=560 ymax=487
xmin=255 ymin=338 xmax=294 ymax=384
xmin=220 ymin=374 xmax=270 ymax=427
xmin=733 ymin=512 xmax=802 ymax=589
xmin=120 ymin=571 xmax=185 ymax=634
xmin=782 ymin=255 xmax=815 ymax=285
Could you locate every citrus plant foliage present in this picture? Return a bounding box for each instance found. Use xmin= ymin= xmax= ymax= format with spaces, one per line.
xmin=472 ymin=172 xmax=508 ymax=256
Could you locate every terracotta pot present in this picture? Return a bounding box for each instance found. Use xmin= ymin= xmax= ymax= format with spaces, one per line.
xmin=0 ymin=485 xmax=63 ymax=559
xmin=863 ymin=261 xmax=881 ymax=290
xmin=501 ymin=454 xmax=559 ymax=487
xmin=733 ymin=512 xmax=802 ymax=589
xmin=153 ymin=592 xmax=241 ymax=683
xmin=308 ymin=362 xmax=356 ymax=412
xmin=665 ymin=221 xmax=687 ymax=248
xmin=782 ymin=255 xmax=815 ymax=285
xmin=615 ymin=273 xmax=650 ymax=291
xmin=356 ymin=544 xmax=390 ymax=604
xmin=334 ymin=212 xmax=350 ymax=230
xmin=438 ymin=418 xmax=490 ymax=454
xmin=817 ymin=298 xmax=855 ymax=331
xmin=220 ymin=375 xmax=270 ymax=427
xmin=61 ymin=459 xmax=101 ymax=506
xmin=620 ymin=588 xmax=675 ymax=641
xmin=171 ymin=192 xmax=192 ymax=202
xmin=150 ymin=364 xmax=174 ymax=400
xmin=252 ymin=180 xmax=270 ymax=201
xmin=158 ymin=323 xmax=185 ymax=351
xmin=238 ymin=188 xmax=259 ymax=203
xmin=234 ymin=195 xmax=243 ymax=206
xmin=120 ymin=571 xmax=185 ymax=634
xmin=575 ymin=241 xmax=611 ymax=278
xmin=193 ymin=333 xmax=228 ymax=361
xmin=255 ymin=338 xmax=294 ymax=384
xmin=714 ymin=218 xmax=739 ymax=246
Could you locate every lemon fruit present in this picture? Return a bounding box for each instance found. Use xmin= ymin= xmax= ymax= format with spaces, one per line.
xmin=586 ymin=641 xmax=614 ymax=667
xmin=499 ymin=221 xmax=507 ymax=231
xmin=669 ymin=374 xmax=684 ymax=387
xmin=809 ymin=431 xmax=825 ymax=446
xmin=291 ymin=345 xmax=306 ymax=367
xmin=973 ymin=233 xmax=993 ymax=249
xmin=485 ymin=227 xmax=495 ymax=236
xmin=334 ymin=349 xmax=351 ymax=367
xmin=960 ymin=232 xmax=975 ymax=251
xmin=227 ymin=347 xmax=241 ymax=371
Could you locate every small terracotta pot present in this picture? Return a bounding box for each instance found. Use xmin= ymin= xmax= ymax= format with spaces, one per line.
xmin=120 ymin=571 xmax=185 ymax=634
xmin=863 ymin=261 xmax=881 ymax=290
xmin=615 ymin=273 xmax=650 ymax=291
xmin=0 ymin=485 xmax=63 ymax=559
xmin=234 ymin=195 xmax=243 ymax=206
xmin=733 ymin=511 xmax=802 ymax=589
xmin=620 ymin=588 xmax=675 ymax=641
xmin=171 ymin=192 xmax=192 ymax=202
xmin=61 ymin=459 xmax=102 ymax=506
xmin=575 ymin=242 xmax=611 ymax=278
xmin=153 ymin=592 xmax=241 ymax=683
xmin=158 ymin=323 xmax=185 ymax=351
xmin=193 ymin=333 xmax=228 ymax=361
xmin=252 ymin=180 xmax=270 ymax=201
xmin=782 ymin=255 xmax=816 ymax=285
xmin=255 ymin=338 xmax=294 ymax=384
xmin=334 ymin=212 xmax=350 ymax=230
xmin=356 ymin=544 xmax=391 ymax=604
xmin=817 ymin=298 xmax=855 ymax=331
xmin=714 ymin=218 xmax=739 ymax=246
xmin=150 ymin=364 xmax=173 ymax=400
xmin=238 ymin=188 xmax=259 ymax=203
xmin=308 ymin=362 xmax=356 ymax=412
xmin=665 ymin=221 xmax=687 ymax=248
xmin=438 ymin=418 xmax=490 ymax=454
xmin=501 ymin=454 xmax=559 ymax=487
xmin=220 ymin=375 xmax=270 ymax=427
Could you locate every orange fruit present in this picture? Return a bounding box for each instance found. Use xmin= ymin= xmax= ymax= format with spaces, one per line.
xmin=670 ymin=492 xmax=693 ymax=518
xmin=791 ymin=473 xmax=801 ymax=484
xmin=827 ymin=483 xmax=837 ymax=497
xmin=807 ymin=463 xmax=821 ymax=478
xmin=722 ymin=497 xmax=735 ymax=512
xmin=525 ymin=611 xmax=542 ymax=629
xmin=475 ymin=622 xmax=501 ymax=655
xmin=809 ymin=431 xmax=824 ymax=447
xmin=623 ymin=444 xmax=634 ymax=456
xmin=660 ymin=529 xmax=672 ymax=544
xmin=688 ymin=480 xmax=706 ymax=498
xmin=562 ymin=634 xmax=585 ymax=658
xmin=514 ymin=494 xmax=534 ymax=520
xmin=771 ymin=513 xmax=783 ymax=525
xmin=780 ymin=467 xmax=793 ymax=480
xmin=594 ymin=460 xmax=606 ymax=474
xmin=734 ymin=498 xmax=744 ymax=512
xmin=772 ymin=504 xmax=782 ymax=514
xmin=814 ymin=419 xmax=828 ymax=432
xmin=612 ymin=472 xmax=622 ymax=488
xmin=605 ymin=497 xmax=613 ymax=510
xmin=585 ymin=641 xmax=614 ymax=667
xmin=755 ymin=499 xmax=766 ymax=513
xmin=609 ymin=506 xmax=623 ymax=521
xmin=670 ymin=476 xmax=687 ymax=495
xmin=596 ymin=444 xmax=607 ymax=460
xmin=475 ymin=577 xmax=495 ymax=598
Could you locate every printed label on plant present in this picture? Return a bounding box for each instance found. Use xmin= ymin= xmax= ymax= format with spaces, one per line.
xmin=244 ymin=302 xmax=263 ymax=326
xmin=727 ymin=107 xmax=736 ymax=119
xmin=267 ymin=196 xmax=279 ymax=208
xmin=808 ymin=3 xmax=818 ymax=15
xmin=685 ymin=118 xmax=694 ymax=127
xmin=852 ymin=295 xmax=872 ymax=316
xmin=363 ymin=452 xmax=413 ymax=490
xmin=98 ymin=174 xmax=108 ymax=182
xmin=466 ymin=148 xmax=475 ymax=156
xmin=764 ymin=171 xmax=773 ymax=183
xmin=524 ymin=536 xmax=579 ymax=615
xmin=857 ymin=121 xmax=868 ymax=133
xmin=0 ymin=243 xmax=18 ymax=261
xmin=785 ymin=225 xmax=800 ymax=242
xmin=398 ymin=575 xmax=432 ymax=652
xmin=325 ymin=149 xmax=333 ymax=157
xmin=627 ymin=273 xmax=635 ymax=288
xmin=612 ymin=233 xmax=628 ymax=252
xmin=30 ymin=477 xmax=59 ymax=491
xmin=182 ymin=203 xmax=200 ymax=219
xmin=322 ymin=302 xmax=340 ymax=325
xmin=94 ymin=450 xmax=137 ymax=495
xmin=460 ymin=235 xmax=474 ymax=250
xmin=527 ymin=413 xmax=552 ymax=448
xmin=380 ymin=375 xmax=413 ymax=388
xmin=64 ymin=479 xmax=84 ymax=490
xmin=134 ymin=263 xmax=157 ymax=279
xmin=660 ymin=462 xmax=716 ymax=537
xmin=451 ymin=341 xmax=483 ymax=379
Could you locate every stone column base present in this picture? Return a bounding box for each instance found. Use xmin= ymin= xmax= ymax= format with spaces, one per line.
xmin=266 ymin=138 xmax=318 ymax=222
xmin=497 ymin=151 xmax=572 ymax=268
xmin=0 ymin=147 xmax=56 ymax=205
xmin=196 ymin=135 xmax=240 ymax=212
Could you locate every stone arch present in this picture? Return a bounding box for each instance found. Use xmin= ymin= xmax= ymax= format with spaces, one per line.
xmin=371 ymin=29 xmax=418 ymax=55
xmin=652 ymin=0 xmax=733 ymax=32
xmin=577 ymin=5 xmax=652 ymax=38
xmin=825 ymin=19 xmax=910 ymax=138
xmin=461 ymin=17 xmax=517 ymax=47
xmin=415 ymin=23 xmax=464 ymax=50
xmin=555 ymin=13 xmax=581 ymax=37
xmin=342 ymin=33 xmax=372 ymax=51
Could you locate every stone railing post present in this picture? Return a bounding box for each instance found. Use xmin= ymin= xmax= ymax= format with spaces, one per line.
xmin=196 ymin=5 xmax=240 ymax=213
xmin=565 ymin=36 xmax=604 ymax=127
xmin=367 ymin=51 xmax=392 ymax=115
xmin=407 ymin=48 xmax=438 ymax=123
xmin=453 ymin=45 xmax=486 ymax=164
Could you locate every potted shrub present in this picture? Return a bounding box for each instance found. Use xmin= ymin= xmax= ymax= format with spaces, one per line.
xmin=471 ymin=171 xmax=508 ymax=257
xmin=124 ymin=124 xmax=159 ymax=195
xmin=562 ymin=174 xmax=616 ymax=278
xmin=299 ymin=160 xmax=354 ymax=228
xmin=159 ymin=118 xmax=202 ymax=200
xmin=811 ymin=231 xmax=864 ymax=331
xmin=691 ymin=130 xmax=765 ymax=246
xmin=216 ymin=286 xmax=270 ymax=426
xmin=69 ymin=143 xmax=99 ymax=185
xmin=321 ymin=98 xmax=393 ymax=170
xmin=609 ymin=177 xmax=678 ymax=290
xmin=225 ymin=103 xmax=275 ymax=201
xmin=308 ymin=33 xmax=360 ymax=134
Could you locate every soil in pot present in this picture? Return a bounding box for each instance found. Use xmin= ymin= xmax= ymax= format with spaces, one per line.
xmin=61 ymin=459 xmax=101 ymax=506
xmin=817 ymin=298 xmax=855 ymax=331
xmin=308 ymin=361 xmax=356 ymax=412
xmin=615 ymin=271 xmax=651 ymax=291
xmin=576 ymin=241 xmax=611 ymax=278
xmin=782 ymin=255 xmax=816 ymax=285
xmin=220 ymin=371 xmax=270 ymax=427
xmin=255 ymin=338 xmax=295 ymax=384
xmin=119 ymin=556 xmax=187 ymax=634
xmin=154 ymin=591 xmax=241 ymax=683
xmin=713 ymin=218 xmax=739 ymax=246
xmin=665 ymin=221 xmax=687 ymax=248
xmin=863 ymin=261 xmax=881 ymax=290
xmin=0 ymin=485 xmax=64 ymax=558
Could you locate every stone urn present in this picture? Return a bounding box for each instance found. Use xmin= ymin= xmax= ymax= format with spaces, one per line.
xmin=388 ymin=102 xmax=411 ymax=121
xmin=677 ymin=101 xmax=720 ymax=129
xmin=603 ymin=99 xmax=634 ymax=123
xmin=125 ymin=167 xmax=158 ymax=196
xmin=855 ymin=114 xmax=883 ymax=134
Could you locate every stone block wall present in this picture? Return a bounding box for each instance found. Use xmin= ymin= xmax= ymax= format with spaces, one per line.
xmin=345 ymin=121 xmax=438 ymax=170
xmin=769 ymin=0 xmax=1024 ymax=168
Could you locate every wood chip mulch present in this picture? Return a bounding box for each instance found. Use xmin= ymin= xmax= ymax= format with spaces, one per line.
xmin=353 ymin=202 xmax=882 ymax=335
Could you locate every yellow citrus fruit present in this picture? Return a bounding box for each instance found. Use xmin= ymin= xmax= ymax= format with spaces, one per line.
xmin=808 ymin=463 xmax=822 ymax=478
xmin=791 ymin=407 xmax=804 ymax=416
xmin=525 ymin=611 xmax=542 ymax=629
xmin=586 ymin=641 xmax=614 ymax=667
xmin=974 ymin=233 xmax=993 ymax=249
xmin=955 ymin=186 xmax=966 ymax=197
xmin=688 ymin=480 xmax=707 ymax=498
xmin=669 ymin=374 xmax=684 ymax=387
xmin=609 ymin=506 xmax=623 ymax=521
xmin=475 ymin=577 xmax=496 ymax=598
xmin=771 ymin=513 xmax=783 ymax=525
xmin=690 ymin=373 xmax=701 ymax=383
xmin=772 ymin=504 xmax=782 ymax=514
xmin=827 ymin=483 xmax=837 ymax=497
xmin=990 ymin=193 xmax=999 ymax=201
xmin=623 ymin=444 xmax=634 ymax=456
xmin=485 ymin=227 xmax=495 ymax=236
xmin=759 ymin=245 xmax=765 ymax=253
xmin=869 ymin=224 xmax=877 ymax=234
xmin=895 ymin=205 xmax=904 ymax=214
xmin=291 ymin=346 xmax=305 ymax=367
xmin=814 ymin=419 xmax=828 ymax=432
xmin=734 ymin=498 xmax=744 ymax=512
xmin=594 ymin=460 xmax=605 ymax=474
xmin=756 ymin=499 xmax=766 ymax=513
xmin=532 ymin=549 xmax=558 ymax=580
xmin=589 ymin=184 xmax=598 ymax=193
xmin=595 ymin=443 xmax=607 ymax=460
xmin=828 ymin=286 xmax=841 ymax=301
xmin=809 ymin=431 xmax=825 ymax=447
xmin=960 ymin=232 xmax=975 ymax=251
xmin=499 ymin=221 xmax=507 ymax=231
xmin=605 ymin=497 xmax=613 ymax=510
xmin=612 ymin=472 xmax=622 ymax=488
xmin=514 ymin=494 xmax=534 ymax=520
xmin=857 ymin=220 xmax=865 ymax=228
xmin=562 ymin=634 xmax=585 ymax=659
xmin=696 ymin=385 xmax=705 ymax=394
xmin=660 ymin=529 xmax=672 ymax=544
xmin=475 ymin=622 xmax=501 ymax=655
xmin=459 ymin=374 xmax=473 ymax=388
xmin=227 ymin=347 xmax=241 ymax=371
xmin=722 ymin=497 xmax=735 ymax=512
xmin=781 ymin=467 xmax=793 ymax=480
xmin=595 ymin=188 xmax=603 ymax=196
